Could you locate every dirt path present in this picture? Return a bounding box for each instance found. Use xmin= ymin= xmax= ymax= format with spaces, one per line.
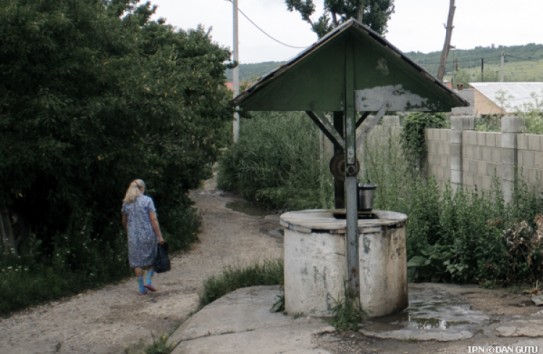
xmin=0 ymin=180 xmax=283 ymax=354
xmin=2 ymin=178 xmax=542 ymax=354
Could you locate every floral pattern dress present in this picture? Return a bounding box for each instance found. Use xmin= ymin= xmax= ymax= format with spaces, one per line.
xmin=122 ymin=195 xmax=158 ymax=268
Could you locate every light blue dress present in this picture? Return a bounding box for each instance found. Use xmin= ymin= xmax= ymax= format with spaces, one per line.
xmin=122 ymin=195 xmax=158 ymax=268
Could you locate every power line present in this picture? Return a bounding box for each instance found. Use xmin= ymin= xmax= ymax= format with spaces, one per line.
xmin=225 ymin=0 xmax=308 ymax=49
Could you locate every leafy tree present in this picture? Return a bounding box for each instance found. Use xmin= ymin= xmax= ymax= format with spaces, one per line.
xmin=286 ymin=0 xmax=395 ymax=37
xmin=0 ymin=0 xmax=231 ymax=268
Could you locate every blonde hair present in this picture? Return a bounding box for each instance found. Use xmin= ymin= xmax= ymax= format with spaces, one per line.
xmin=123 ymin=179 xmax=145 ymax=204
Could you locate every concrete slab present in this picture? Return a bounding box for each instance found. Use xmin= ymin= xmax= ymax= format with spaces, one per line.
xmin=168 ymin=283 xmax=543 ymax=353
xmin=496 ymin=318 xmax=543 ymax=337
xmin=169 ymin=286 xmax=333 ymax=354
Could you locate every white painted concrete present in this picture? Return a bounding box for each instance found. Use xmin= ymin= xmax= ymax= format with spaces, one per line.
xmin=283 ymin=229 xmax=346 ymax=316
xmin=359 ymin=226 xmax=408 ymax=317
xmin=281 ymin=209 xmax=408 ymax=318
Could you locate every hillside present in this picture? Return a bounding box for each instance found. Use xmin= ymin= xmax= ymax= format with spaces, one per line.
xmin=226 ymin=43 xmax=543 ymax=84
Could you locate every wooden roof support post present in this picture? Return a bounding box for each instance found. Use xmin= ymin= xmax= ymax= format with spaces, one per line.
xmin=344 ymin=41 xmax=360 ymax=296
xmin=333 ymin=111 xmax=345 ymax=209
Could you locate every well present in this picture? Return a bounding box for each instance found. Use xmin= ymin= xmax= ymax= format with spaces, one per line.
xmin=281 ymin=209 xmax=408 ymax=318
xmin=233 ymin=19 xmax=467 ymax=320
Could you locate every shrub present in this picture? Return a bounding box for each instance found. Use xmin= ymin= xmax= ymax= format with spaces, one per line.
xmin=366 ymin=122 xmax=543 ymax=286
xmin=199 ymin=259 xmax=283 ymax=307
xmin=330 ymin=287 xmax=366 ymax=331
xmin=400 ymin=112 xmax=448 ymax=173
xmin=143 ymin=335 xmax=173 ymax=354
xmin=218 ymin=111 xmax=332 ymax=210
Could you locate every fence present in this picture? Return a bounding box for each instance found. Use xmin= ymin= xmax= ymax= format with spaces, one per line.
xmin=367 ymin=115 xmax=543 ymax=202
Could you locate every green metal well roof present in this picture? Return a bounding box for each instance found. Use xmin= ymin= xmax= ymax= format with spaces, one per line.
xmin=233 ymin=19 xmax=468 ymax=112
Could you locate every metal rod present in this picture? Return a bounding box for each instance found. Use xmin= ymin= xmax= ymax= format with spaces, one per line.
xmin=344 ymin=41 xmax=360 ymax=296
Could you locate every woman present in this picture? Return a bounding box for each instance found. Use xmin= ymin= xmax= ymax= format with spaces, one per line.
xmin=122 ymin=179 xmax=165 ymax=295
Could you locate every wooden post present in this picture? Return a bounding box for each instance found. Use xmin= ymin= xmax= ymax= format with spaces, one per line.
xmin=334 ymin=111 xmax=345 ymax=209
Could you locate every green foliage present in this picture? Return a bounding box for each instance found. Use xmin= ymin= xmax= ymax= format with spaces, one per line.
xmin=330 ymin=287 xmax=366 ymax=331
xmin=365 ymin=125 xmax=543 ymax=285
xmin=0 ymin=0 xmax=231 ymax=314
xmin=218 ymin=112 xmax=333 ymax=210
xmin=518 ymin=93 xmax=543 ymax=134
xmin=286 ymin=0 xmax=395 ymax=37
xmin=452 ymin=69 xmax=472 ymax=88
xmin=405 ymin=183 xmax=511 ymax=283
xmin=474 ymin=92 xmax=543 ymax=134
xmin=229 ymin=44 xmax=543 ymax=85
xmin=199 ymin=260 xmax=284 ymax=308
xmin=522 ymin=111 xmax=543 ymax=134
xmin=408 ymin=43 xmax=543 ymax=80
xmin=475 ymin=115 xmax=501 ymax=132
xmin=363 ymin=124 xmax=410 ymax=211
xmin=143 ymin=335 xmax=173 ymax=354
xmin=400 ymin=112 xmax=447 ymax=172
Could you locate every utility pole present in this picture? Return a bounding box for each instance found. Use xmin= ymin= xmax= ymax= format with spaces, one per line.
xmin=480 ymin=58 xmax=484 ymax=82
xmin=500 ymin=52 xmax=505 ymax=82
xmin=232 ymin=0 xmax=240 ymax=143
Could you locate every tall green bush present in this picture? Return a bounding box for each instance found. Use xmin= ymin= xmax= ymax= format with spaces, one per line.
xmin=365 ymin=121 xmax=543 ymax=286
xmin=0 ymin=0 xmax=231 ymax=314
xmin=218 ymin=111 xmax=333 ymax=210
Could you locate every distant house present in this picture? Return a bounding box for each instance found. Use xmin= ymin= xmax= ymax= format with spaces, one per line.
xmin=453 ymin=82 xmax=543 ymax=116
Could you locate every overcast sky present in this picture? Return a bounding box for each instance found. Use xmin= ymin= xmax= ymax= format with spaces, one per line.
xmin=150 ymin=0 xmax=543 ymax=64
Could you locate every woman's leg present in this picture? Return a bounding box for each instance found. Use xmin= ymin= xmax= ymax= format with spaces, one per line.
xmin=134 ymin=267 xmax=147 ymax=294
xmin=144 ymin=267 xmax=156 ymax=292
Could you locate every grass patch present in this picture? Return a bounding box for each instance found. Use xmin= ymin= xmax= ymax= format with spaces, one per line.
xmin=330 ymin=288 xmax=367 ymax=331
xmin=199 ymin=259 xmax=283 ymax=308
xmin=143 ymin=335 xmax=172 ymax=354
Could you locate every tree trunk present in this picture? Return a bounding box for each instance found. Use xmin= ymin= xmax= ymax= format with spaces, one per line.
xmin=357 ymin=0 xmax=364 ymax=23
xmin=436 ymin=0 xmax=456 ymax=81
xmin=0 ymin=208 xmax=16 ymax=255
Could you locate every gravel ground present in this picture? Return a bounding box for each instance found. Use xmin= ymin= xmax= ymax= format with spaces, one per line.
xmin=0 ymin=178 xmax=283 ymax=354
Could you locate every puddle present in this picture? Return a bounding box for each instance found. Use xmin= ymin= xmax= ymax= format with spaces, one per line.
xmin=225 ymin=200 xmax=271 ymax=217
xmin=360 ymin=284 xmax=490 ymax=341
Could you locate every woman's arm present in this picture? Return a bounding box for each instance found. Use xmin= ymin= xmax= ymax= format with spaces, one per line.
xmin=122 ymin=214 xmax=127 ymax=233
xmin=149 ymin=210 xmax=165 ymax=244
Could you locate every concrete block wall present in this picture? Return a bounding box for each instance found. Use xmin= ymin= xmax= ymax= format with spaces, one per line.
xmin=426 ymin=116 xmax=543 ymax=202
xmin=461 ymin=130 xmax=501 ymax=193
xmin=426 ymin=128 xmax=450 ymax=186
xmin=518 ymin=133 xmax=543 ymax=188
xmin=364 ymin=114 xmax=543 ymax=200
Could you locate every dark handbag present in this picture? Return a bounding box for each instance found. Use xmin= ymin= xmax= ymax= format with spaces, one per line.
xmin=154 ymin=242 xmax=171 ymax=273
